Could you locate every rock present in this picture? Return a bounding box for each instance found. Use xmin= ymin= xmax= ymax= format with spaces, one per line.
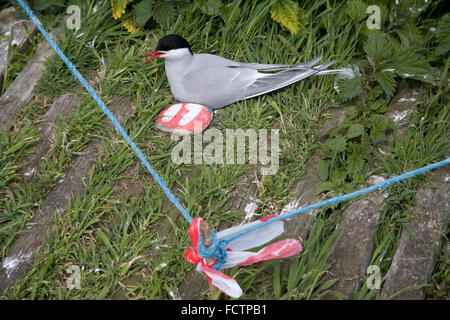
xmin=114 ymin=160 xmax=145 ymax=199
xmin=282 ymin=151 xmax=322 ymax=241
xmin=19 ymin=94 xmax=80 ymax=183
xmin=0 ymin=7 xmax=37 ymax=88
xmin=0 ymin=39 xmax=53 ymax=131
xmin=380 ymin=166 xmax=449 ymax=300
xmin=0 ymin=95 xmax=136 ymax=293
xmin=317 ymin=107 xmax=348 ymax=136
xmin=283 ymin=107 xmax=348 ymax=241
xmin=0 ymin=143 xmax=98 ymax=292
xmin=325 ymin=191 xmax=384 ymax=299
xmin=385 ymin=87 xmax=419 ymax=135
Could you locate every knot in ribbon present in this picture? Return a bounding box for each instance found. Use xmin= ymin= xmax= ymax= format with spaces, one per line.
xmin=198 ymin=231 xmax=229 ymax=270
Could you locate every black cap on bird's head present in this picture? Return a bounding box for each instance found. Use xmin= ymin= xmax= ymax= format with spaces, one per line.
xmin=140 ymin=34 xmax=193 ymax=66
xmin=156 ymin=34 xmax=192 ymax=53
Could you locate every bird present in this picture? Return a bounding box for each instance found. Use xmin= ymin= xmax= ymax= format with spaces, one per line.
xmin=140 ymin=34 xmax=337 ymax=109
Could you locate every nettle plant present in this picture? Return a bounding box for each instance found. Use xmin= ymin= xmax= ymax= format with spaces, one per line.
xmin=315 ymin=0 xmax=449 ymax=196
xmin=315 ymin=101 xmax=395 ymax=196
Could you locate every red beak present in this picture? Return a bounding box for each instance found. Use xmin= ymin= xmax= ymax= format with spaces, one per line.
xmin=140 ymin=49 xmax=166 ymax=66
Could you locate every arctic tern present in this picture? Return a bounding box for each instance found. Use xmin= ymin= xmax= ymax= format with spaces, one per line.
xmin=141 ymin=34 xmax=337 ymax=109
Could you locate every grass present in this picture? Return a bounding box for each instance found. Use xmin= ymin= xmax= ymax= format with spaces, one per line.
xmin=0 ymin=0 xmax=448 ymax=300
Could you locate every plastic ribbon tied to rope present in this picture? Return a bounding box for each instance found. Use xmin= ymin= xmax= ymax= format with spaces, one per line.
xmin=184 ymin=216 xmax=302 ymax=298
xmin=15 ymin=0 xmax=450 ymax=299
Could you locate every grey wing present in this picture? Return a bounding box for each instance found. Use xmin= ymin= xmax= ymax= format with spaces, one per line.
xmin=243 ymin=59 xmax=336 ymax=99
xmin=229 ymin=57 xmax=324 ymax=72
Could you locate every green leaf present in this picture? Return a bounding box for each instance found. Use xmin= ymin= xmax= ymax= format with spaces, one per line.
xmin=369 ymin=114 xmax=391 ymax=143
xmin=347 ymin=154 xmax=365 ymax=175
xmin=133 ymin=0 xmax=154 ymax=27
xmin=345 ymin=106 xmax=359 ymax=120
xmin=343 ymin=183 xmax=356 ymax=194
xmin=364 ymin=32 xmax=393 ymax=64
xmin=195 ymin=0 xmax=222 ymax=15
xmin=315 ymin=181 xmax=335 ymax=195
xmin=153 ymin=0 xmax=177 ymax=28
xmin=347 ymin=124 xmax=365 ymax=139
xmin=395 ymin=22 xmax=425 ymax=47
xmin=112 ymin=0 xmax=132 ymax=19
xmin=436 ymin=13 xmax=450 ymax=56
xmin=317 ymin=160 xmax=330 ymax=181
xmin=370 ymin=114 xmax=389 ymax=131
xmin=270 ymin=0 xmax=300 ymax=35
xmin=393 ymin=50 xmax=433 ymax=84
xmin=335 ymin=67 xmax=363 ymax=101
xmin=347 ymin=142 xmax=365 ymax=158
xmin=96 ymin=285 xmax=110 ymax=300
xmin=325 ymin=122 xmax=349 ymax=138
xmin=346 ymin=0 xmax=367 ymax=23
xmin=360 ymin=132 xmax=370 ymax=150
xmin=368 ymin=85 xmax=384 ymax=101
xmin=397 ymin=0 xmax=431 ymax=20
xmin=5 ymin=140 xmax=27 ymax=155
xmin=374 ymin=69 xmax=397 ymax=98
xmin=96 ymin=230 xmax=118 ymax=258
xmin=175 ymin=0 xmax=196 ymax=14
xmin=328 ymin=136 xmax=347 ymax=153
xmin=368 ymin=99 xmax=387 ymax=112
xmin=330 ymin=169 xmax=347 ymax=186
xmin=273 ymin=262 xmax=281 ymax=299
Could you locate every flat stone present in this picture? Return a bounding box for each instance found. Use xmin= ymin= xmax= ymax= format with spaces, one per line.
xmin=283 ymin=107 xmax=348 ymax=241
xmin=325 ymin=191 xmax=384 ymax=299
xmin=178 ymin=266 xmax=208 ymax=300
xmin=19 ymin=94 xmax=80 ymax=183
xmin=0 ymin=143 xmax=98 ymax=292
xmin=113 ymin=160 xmax=145 ymax=199
xmin=0 ymin=7 xmax=36 ymax=86
xmin=317 ymin=106 xmax=348 ymax=136
xmin=0 ymin=95 xmax=136 ymax=293
xmin=385 ymin=87 xmax=419 ymax=136
xmin=0 ymin=39 xmax=53 ymax=131
xmin=380 ymin=166 xmax=449 ymax=300
xmin=282 ymin=151 xmax=322 ymax=241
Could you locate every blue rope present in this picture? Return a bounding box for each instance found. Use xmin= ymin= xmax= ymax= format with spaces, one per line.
xmin=16 ymin=0 xmax=450 ymax=267
xmin=14 ymin=0 xmax=193 ymax=224
xmin=221 ymin=157 xmax=450 ymax=245
xmin=197 ymin=157 xmax=450 ymax=269
xmin=198 ymin=231 xmax=228 ymax=270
